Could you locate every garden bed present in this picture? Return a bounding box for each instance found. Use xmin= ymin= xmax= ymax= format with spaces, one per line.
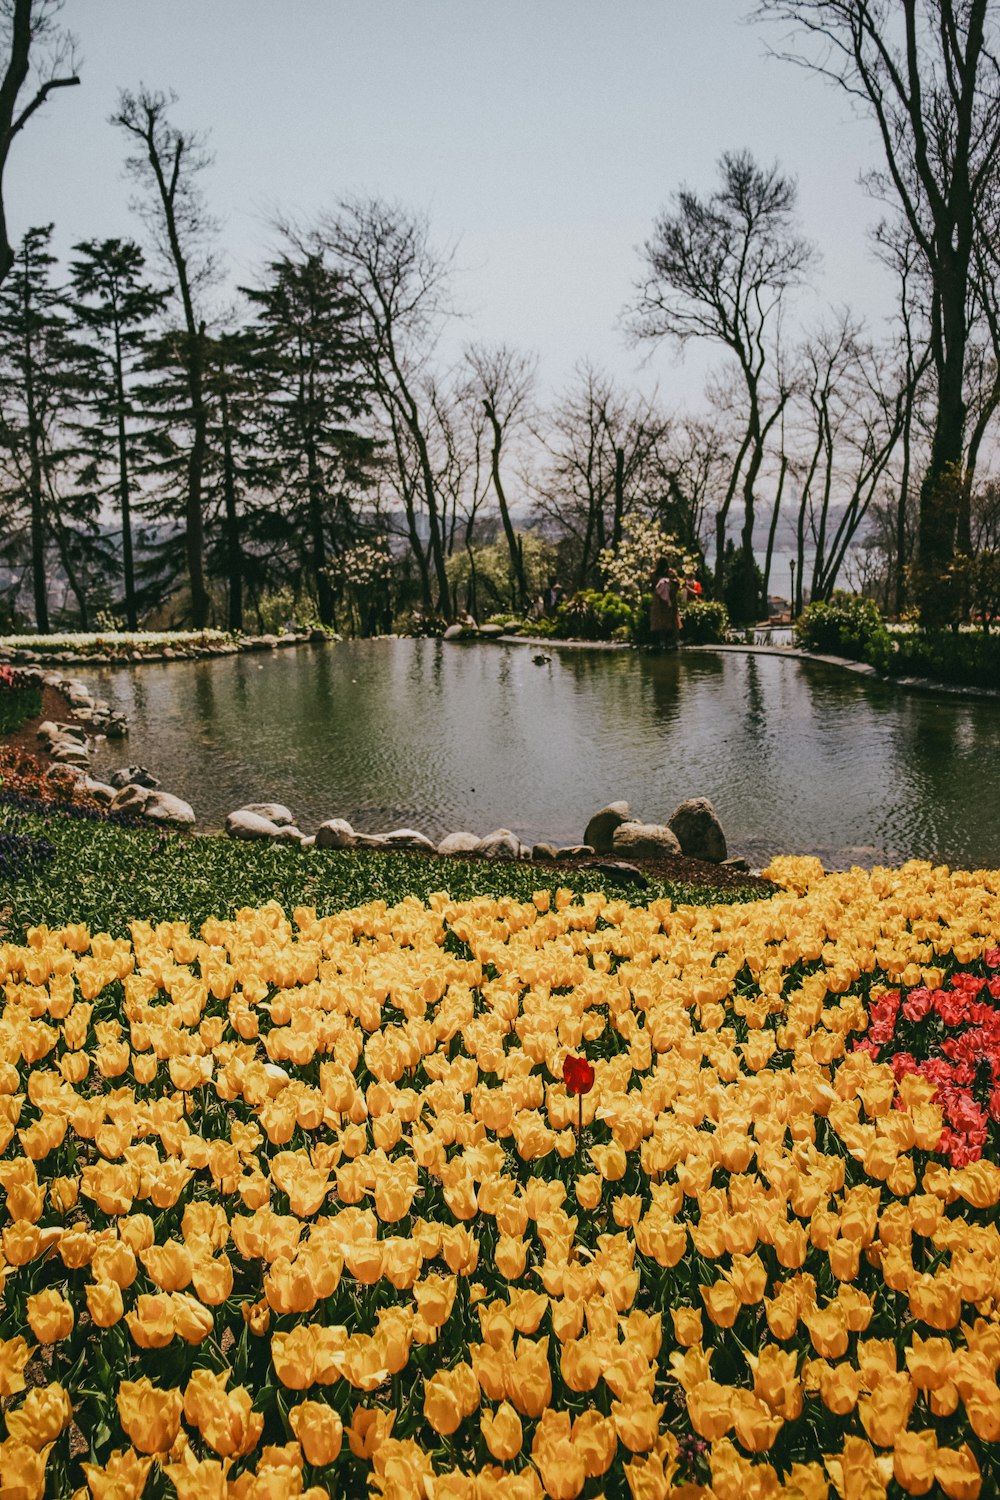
xmin=0 ymin=681 xmax=75 ymax=765
xmin=0 ymin=853 xmax=998 ymax=1497
xmin=0 ymin=629 xmax=325 ymax=666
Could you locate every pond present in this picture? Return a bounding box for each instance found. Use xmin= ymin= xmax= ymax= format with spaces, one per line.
xmin=72 ymin=638 xmax=1000 ymax=871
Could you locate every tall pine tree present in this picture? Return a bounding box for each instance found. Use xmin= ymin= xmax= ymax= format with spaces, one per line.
xmin=202 ymin=327 xmax=272 ymax=632
xmin=0 ymin=225 xmax=85 ymax=629
xmin=66 ymin=238 xmax=165 ymax=628
xmin=243 ymin=250 xmax=376 ymax=627
xmin=114 ymin=88 xmax=216 ymax=627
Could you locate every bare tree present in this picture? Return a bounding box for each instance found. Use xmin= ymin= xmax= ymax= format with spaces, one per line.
xmin=531 ymin=363 xmax=674 ymax=588
xmin=423 ymin=375 xmax=495 ymax=616
xmin=463 ymin=342 xmax=536 ymax=609
xmin=789 ymin=309 xmax=909 ymax=604
xmin=318 ymin=198 xmax=454 ymax=616
xmin=761 ymin=414 xmax=791 ymax=602
xmin=113 ymin=88 xmax=217 ymax=628
xmin=655 ymin=414 xmax=731 ymax=554
xmin=628 ymin=149 xmax=813 ymax=616
xmin=962 ymin=203 xmax=1000 ymax=543
xmin=872 ymin=215 xmax=933 ymax=613
xmin=0 ymin=0 xmax=79 ymax=287
xmin=755 ymin=0 xmax=1000 ymax=622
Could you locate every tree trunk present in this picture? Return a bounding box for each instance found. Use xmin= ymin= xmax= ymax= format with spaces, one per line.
xmin=762 ymin=453 xmax=788 ymax=601
xmin=27 ymin=433 xmax=47 ymax=631
xmin=713 ymin=427 xmax=753 ymax=599
xmin=917 ymin=269 xmax=969 ymax=625
xmin=405 ymin=409 xmax=449 ymax=615
xmin=809 ymin=423 xmax=835 ymax=602
xmin=464 ymin=514 xmax=478 ymax=621
xmin=113 ymin=323 xmax=138 ymax=630
xmin=737 ymin=384 xmax=773 ymax=620
xmin=185 ymin=323 xmax=209 ymax=627
xmin=387 ymin=410 xmax=433 ymax=612
xmin=484 ymin=398 xmax=528 ymax=609
xmin=305 ymin=436 xmax=334 ymax=627
xmin=21 ymin=272 xmax=48 ymax=632
xmin=220 ymin=387 xmax=242 ymax=632
xmin=895 ymin=403 xmax=914 ymax=617
xmin=51 ymin=511 xmax=88 ymax=628
xmin=611 ymin=446 xmax=625 ymax=551
xmin=0 ymin=0 xmax=80 ymax=291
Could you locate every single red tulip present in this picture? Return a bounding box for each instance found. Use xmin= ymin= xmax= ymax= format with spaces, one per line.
xmin=563 ymin=1054 xmax=595 ymax=1096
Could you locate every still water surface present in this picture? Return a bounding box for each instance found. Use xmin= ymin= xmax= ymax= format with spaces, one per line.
xmin=73 ymin=639 xmax=1000 ymax=870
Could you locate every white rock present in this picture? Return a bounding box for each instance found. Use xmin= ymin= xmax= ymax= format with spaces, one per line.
xmin=353 ymin=833 xmax=392 ymax=849
xmin=83 ymin=778 xmax=117 ymax=804
xmin=611 ymin=821 xmax=682 ymax=858
xmin=474 ymin=829 xmax=521 ymax=860
xmin=226 ymin=809 xmax=283 ymax=840
xmin=237 ymin=802 xmax=295 ymax=826
xmin=315 ymin=818 xmax=356 ymax=849
xmin=271 ymin=825 xmax=307 ymax=844
xmin=143 ymin=791 xmax=196 ymax=827
xmin=381 ymin=829 xmax=437 ymax=851
xmin=110 ymin=784 xmax=151 ymax=815
xmin=37 ymin=720 xmax=86 ymax=744
xmin=437 ymin=831 xmax=480 ymax=856
xmin=49 ymin=739 xmax=90 ymax=765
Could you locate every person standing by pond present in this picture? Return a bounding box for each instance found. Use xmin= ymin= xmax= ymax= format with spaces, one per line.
xmin=650 ymin=557 xmax=681 ymax=649
xmin=544 ymin=577 xmax=564 ymax=615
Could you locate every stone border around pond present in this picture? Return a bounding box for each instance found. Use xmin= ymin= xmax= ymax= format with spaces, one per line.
xmin=481 ymin=631 xmax=1000 ymax=702
xmin=76 ymin=779 xmax=751 ymax=884
xmin=214 ymin=795 xmax=750 ymax=878
xmin=686 ymin=641 xmax=1000 ymax=703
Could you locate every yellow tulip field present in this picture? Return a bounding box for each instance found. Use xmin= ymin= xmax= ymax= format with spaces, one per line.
xmin=2 ymin=856 xmax=1000 ymax=1498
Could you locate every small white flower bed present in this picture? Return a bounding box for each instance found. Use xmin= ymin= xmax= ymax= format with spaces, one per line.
xmin=1 ymin=630 xmax=230 ymax=651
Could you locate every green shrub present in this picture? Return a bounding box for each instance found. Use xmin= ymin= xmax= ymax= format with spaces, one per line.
xmin=794 ymin=594 xmax=892 ymax=664
xmin=253 ymin=586 xmax=323 ymax=633
xmin=0 ymin=669 xmax=42 ymax=734
xmin=885 ymin=629 xmax=1000 ymax=689
xmin=722 ymin=544 xmax=765 ymax=624
xmin=680 ymin=598 xmax=730 ymax=644
xmin=399 ymin=610 xmax=447 ymax=638
xmin=554 ymin=591 xmax=636 ymax=641
xmin=518 ymin=616 xmax=558 ymax=638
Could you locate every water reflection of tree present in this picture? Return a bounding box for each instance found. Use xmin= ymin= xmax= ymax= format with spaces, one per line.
xmin=743 ymin=654 xmax=766 ymax=746
xmin=193 ymin=663 xmax=217 ymax=728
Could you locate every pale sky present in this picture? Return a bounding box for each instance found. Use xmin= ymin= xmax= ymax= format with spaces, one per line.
xmin=15 ymin=0 xmax=897 ymax=410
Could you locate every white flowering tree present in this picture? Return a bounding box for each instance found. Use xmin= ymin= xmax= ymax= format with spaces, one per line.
xmin=331 ymin=540 xmax=393 ymax=636
xmin=598 ymin=518 xmax=699 ymax=602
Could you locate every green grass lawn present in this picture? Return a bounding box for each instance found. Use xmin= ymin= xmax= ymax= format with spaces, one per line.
xmin=0 ymin=804 xmax=761 ymax=939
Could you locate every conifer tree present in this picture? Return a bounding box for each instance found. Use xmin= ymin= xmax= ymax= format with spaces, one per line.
xmin=0 ymin=224 xmax=81 ymax=628
xmin=66 ymin=238 xmax=165 ymax=628
xmin=243 ymin=249 xmax=376 ymax=627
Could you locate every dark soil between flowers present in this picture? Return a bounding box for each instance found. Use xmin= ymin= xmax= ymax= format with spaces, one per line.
xmin=450 ymin=847 xmax=776 ymax=897
xmin=1 ymin=684 xmax=74 ymax=765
